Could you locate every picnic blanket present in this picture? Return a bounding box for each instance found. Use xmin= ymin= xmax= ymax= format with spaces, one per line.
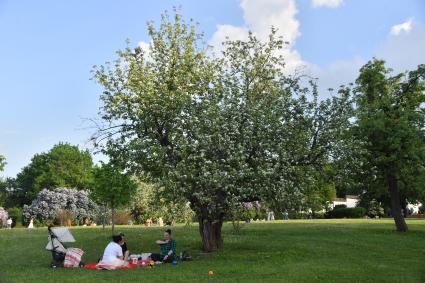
xmin=64 ymin=248 xmax=84 ymax=268
xmin=84 ymin=260 xmax=152 ymax=270
xmin=84 ymin=262 xmax=138 ymax=270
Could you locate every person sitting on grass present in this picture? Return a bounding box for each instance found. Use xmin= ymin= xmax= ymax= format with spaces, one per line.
xmin=119 ymin=232 xmax=130 ymax=261
xmin=97 ymin=235 xmax=129 ymax=269
xmin=150 ymin=229 xmax=176 ymax=263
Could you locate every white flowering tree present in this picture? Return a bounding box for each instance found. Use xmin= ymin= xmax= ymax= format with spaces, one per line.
xmin=92 ymin=11 xmax=350 ymax=251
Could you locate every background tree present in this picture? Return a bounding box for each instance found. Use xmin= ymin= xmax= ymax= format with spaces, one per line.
xmin=352 ymin=59 xmax=425 ymax=231
xmin=35 ymin=142 xmax=93 ymax=190
xmin=15 ymin=152 xmax=49 ymax=204
xmin=0 ymin=154 xmax=5 ymax=172
xmin=92 ymin=11 xmax=351 ymax=251
xmin=0 ymin=178 xmax=22 ymax=208
xmin=302 ymin=169 xmax=336 ymax=216
xmin=91 ymin=162 xmax=137 ymax=234
xmin=0 ymin=155 xmax=6 ymax=206
xmin=129 ymin=181 xmax=194 ymax=225
xmin=13 ymin=143 xmax=93 ymax=206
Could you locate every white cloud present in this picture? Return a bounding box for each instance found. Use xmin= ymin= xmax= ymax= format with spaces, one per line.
xmin=311 ymin=0 xmax=343 ymax=8
xmin=240 ymin=0 xmax=300 ymax=44
xmin=390 ymin=18 xmax=413 ymax=36
xmin=312 ymin=22 xmax=425 ymax=97
xmin=308 ymin=57 xmax=365 ymax=97
xmin=137 ymin=41 xmax=150 ymax=53
xmin=206 ymin=1 xmax=422 ymax=100
xmin=209 ymin=0 xmax=305 ymax=73
xmin=209 ymin=24 xmax=249 ymax=53
xmin=379 ymin=23 xmax=425 ymax=72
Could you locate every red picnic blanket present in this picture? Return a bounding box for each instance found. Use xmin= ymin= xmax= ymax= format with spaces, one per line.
xmin=84 ymin=262 xmax=138 ymax=269
xmin=84 ymin=260 xmax=152 ymax=270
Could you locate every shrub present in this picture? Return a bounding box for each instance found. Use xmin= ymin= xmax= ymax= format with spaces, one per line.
xmin=231 ymin=220 xmax=245 ymax=234
xmin=23 ymin=188 xmax=98 ymax=226
xmin=326 ymin=207 xmax=366 ymax=218
xmin=57 ymin=209 xmax=73 ymax=226
xmin=0 ymin=207 xmax=8 ymax=228
xmin=313 ymin=212 xmax=325 ymax=219
xmin=367 ymin=200 xmax=384 ymax=218
xmin=6 ymin=207 xmax=22 ymax=227
xmin=288 ymin=212 xmax=306 ymax=219
xmin=228 ymin=202 xmax=267 ymax=222
xmin=334 ymin=204 xmax=347 ymax=209
xmin=114 ymin=211 xmax=131 ymax=225
xmin=285 ymin=212 xmax=324 ymax=219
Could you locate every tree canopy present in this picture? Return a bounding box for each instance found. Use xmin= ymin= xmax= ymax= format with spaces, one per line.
xmin=351 ymin=59 xmax=425 ymax=231
xmin=92 ymin=11 xmax=350 ymax=251
xmin=13 ymin=143 xmax=93 ymax=206
xmin=0 ymin=154 xmax=5 ymax=172
xmin=91 ymin=162 xmax=137 ymax=234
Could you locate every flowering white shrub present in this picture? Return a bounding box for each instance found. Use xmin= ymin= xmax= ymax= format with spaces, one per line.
xmin=0 ymin=207 xmax=8 ymax=227
xmin=23 ymin=188 xmax=98 ymax=225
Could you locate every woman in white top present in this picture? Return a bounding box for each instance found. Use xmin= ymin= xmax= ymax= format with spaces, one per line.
xmin=97 ymin=235 xmax=128 ymax=269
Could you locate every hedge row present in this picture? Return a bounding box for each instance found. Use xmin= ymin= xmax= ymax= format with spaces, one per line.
xmin=325 ymin=207 xmax=367 ymax=218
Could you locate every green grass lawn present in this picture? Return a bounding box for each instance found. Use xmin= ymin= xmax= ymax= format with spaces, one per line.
xmin=0 ymin=219 xmax=424 ymax=283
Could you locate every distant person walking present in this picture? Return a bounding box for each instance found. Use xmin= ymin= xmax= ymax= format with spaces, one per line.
xmin=27 ymin=218 xmax=34 ymax=228
xmin=267 ymin=211 xmax=275 ymax=221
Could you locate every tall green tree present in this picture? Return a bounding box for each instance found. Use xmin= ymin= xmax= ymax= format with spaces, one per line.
xmin=129 ymin=181 xmax=194 ymax=225
xmin=302 ymin=166 xmax=336 ymax=215
xmin=0 ymin=155 xmax=6 ymax=206
xmin=14 ymin=143 xmax=93 ymax=205
xmin=91 ymin=162 xmax=137 ymax=234
xmin=0 ymin=178 xmax=20 ymax=208
xmin=353 ymin=59 xmax=425 ymax=231
xmin=92 ymin=11 xmax=351 ymax=251
xmin=0 ymin=154 xmax=5 ymax=172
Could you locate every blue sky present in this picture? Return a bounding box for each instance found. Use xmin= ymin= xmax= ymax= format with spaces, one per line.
xmin=1 ymin=0 xmax=424 ymax=177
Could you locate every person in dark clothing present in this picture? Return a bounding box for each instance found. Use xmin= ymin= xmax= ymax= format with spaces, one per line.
xmin=150 ymin=229 xmax=176 ymax=263
xmin=119 ymin=232 xmax=129 ymax=261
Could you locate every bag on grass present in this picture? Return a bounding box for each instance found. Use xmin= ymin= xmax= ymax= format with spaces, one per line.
xmin=179 ymin=251 xmax=192 ymax=261
xmin=64 ymin=248 xmax=84 ymax=268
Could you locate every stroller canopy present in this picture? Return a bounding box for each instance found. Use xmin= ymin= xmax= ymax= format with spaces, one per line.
xmin=46 ymin=227 xmax=75 ymax=254
xmin=50 ymin=227 xmax=75 ymax=243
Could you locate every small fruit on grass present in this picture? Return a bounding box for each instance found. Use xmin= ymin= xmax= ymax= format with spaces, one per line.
xmin=208 ymin=271 xmax=214 ymax=276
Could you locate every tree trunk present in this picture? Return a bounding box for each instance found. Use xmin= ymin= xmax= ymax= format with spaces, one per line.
xmin=388 ymin=175 xmax=408 ymax=232
xmin=111 ymin=205 xmax=115 ymax=235
xmin=198 ymin=215 xmax=223 ymax=252
xmin=102 ymin=204 xmax=106 ymax=231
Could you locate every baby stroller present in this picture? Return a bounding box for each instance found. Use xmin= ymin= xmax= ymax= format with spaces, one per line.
xmin=46 ymin=226 xmax=82 ymax=268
